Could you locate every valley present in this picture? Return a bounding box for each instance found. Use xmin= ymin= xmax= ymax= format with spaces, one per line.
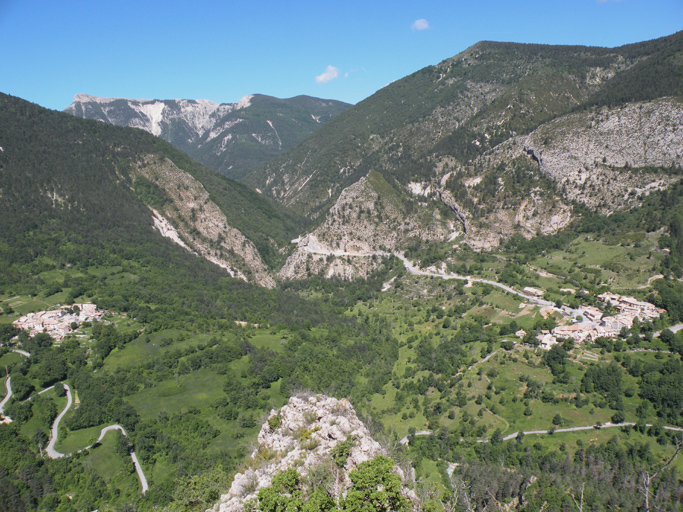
xmin=1 ymin=30 xmax=683 ymax=512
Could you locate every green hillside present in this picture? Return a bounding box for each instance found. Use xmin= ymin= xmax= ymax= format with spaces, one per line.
xmin=1 ymin=93 xmax=306 ymax=270
xmin=245 ymin=32 xmax=683 ymax=218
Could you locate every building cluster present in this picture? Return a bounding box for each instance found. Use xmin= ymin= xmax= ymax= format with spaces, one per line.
xmin=11 ymin=304 xmax=104 ymax=341
xmin=597 ymin=293 xmax=666 ymax=321
xmin=530 ymin=293 xmax=666 ymax=350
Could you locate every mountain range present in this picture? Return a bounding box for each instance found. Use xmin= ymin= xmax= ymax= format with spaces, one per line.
xmin=245 ymin=31 xmax=683 ymax=279
xmin=65 ymin=93 xmax=350 ymax=180
xmin=54 ymin=32 xmax=683 ymax=284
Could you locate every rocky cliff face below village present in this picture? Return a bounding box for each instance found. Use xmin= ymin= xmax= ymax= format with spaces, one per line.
xmin=209 ymin=394 xmax=413 ymax=512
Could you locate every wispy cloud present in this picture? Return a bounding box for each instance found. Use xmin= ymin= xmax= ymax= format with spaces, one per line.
xmin=411 ymin=19 xmax=430 ymax=31
xmin=315 ymin=65 xmax=339 ymax=84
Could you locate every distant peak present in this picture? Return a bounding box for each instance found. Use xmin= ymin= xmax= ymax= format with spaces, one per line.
xmin=74 ymin=94 xmax=154 ymax=103
xmin=236 ymin=95 xmax=254 ymax=110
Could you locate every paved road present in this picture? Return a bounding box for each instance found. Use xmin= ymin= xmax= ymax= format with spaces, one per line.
xmin=296 ymin=242 xmax=573 ymax=311
xmin=400 ymin=422 xmax=683 ymax=445
xmin=11 ymin=349 xmax=30 ymax=357
xmin=0 ymin=376 xmax=12 ymax=415
xmin=500 ymin=423 xmax=683 ymax=442
xmin=392 ymin=253 xmax=557 ymax=307
xmin=45 ymin=383 xmax=72 ymax=458
xmin=657 ymin=323 xmax=683 ymax=336
xmin=85 ymin=425 xmax=149 ymax=494
xmin=44 ymin=385 xmax=148 ymax=494
xmin=296 ymin=244 xmax=558 ymax=309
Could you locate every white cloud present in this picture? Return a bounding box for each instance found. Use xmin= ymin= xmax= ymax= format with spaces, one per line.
xmin=411 ymin=19 xmax=430 ymax=31
xmin=315 ymin=65 xmax=340 ymax=84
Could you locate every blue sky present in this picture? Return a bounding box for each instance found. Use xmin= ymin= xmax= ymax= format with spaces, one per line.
xmin=1 ymin=0 xmax=681 ymax=111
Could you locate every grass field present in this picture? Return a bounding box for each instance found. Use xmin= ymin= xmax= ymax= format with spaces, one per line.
xmin=125 ymin=368 xmax=225 ymax=420
xmin=57 ymin=424 xmax=104 ymax=454
xmin=103 ymin=329 xmax=216 ymax=370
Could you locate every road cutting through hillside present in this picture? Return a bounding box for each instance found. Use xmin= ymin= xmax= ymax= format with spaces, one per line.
xmin=295 ymin=241 xmax=557 ymax=308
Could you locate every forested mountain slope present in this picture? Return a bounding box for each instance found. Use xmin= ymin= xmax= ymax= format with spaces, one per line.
xmin=246 ymin=32 xmax=683 ymax=278
xmin=0 ymin=93 xmax=306 ymax=287
xmin=65 ymin=93 xmax=350 ymax=180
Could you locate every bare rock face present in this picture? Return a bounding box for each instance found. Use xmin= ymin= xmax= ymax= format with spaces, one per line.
xmin=132 ymin=155 xmax=276 ymax=288
xmin=209 ymin=394 xmax=407 ymax=512
xmin=523 ymin=98 xmax=683 ymax=213
xmin=435 ymin=98 xmax=683 ymax=251
xmin=279 ymin=171 xmax=454 ymax=280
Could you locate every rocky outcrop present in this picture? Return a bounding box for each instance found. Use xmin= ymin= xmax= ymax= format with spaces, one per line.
xmin=210 ymin=394 xmax=411 ymax=512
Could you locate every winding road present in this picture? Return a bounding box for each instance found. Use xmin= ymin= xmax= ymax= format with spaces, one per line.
xmin=44 ymin=383 xmax=149 ymax=494
xmin=392 ymin=252 xmax=557 ymax=307
xmin=0 ymin=376 xmax=12 ymax=416
xmin=297 ymin=243 xmax=559 ymax=309
xmin=45 ymin=384 xmax=149 ymax=494
xmin=2 ymin=347 xmax=148 ymax=493
xmin=45 ymin=384 xmax=72 ymax=458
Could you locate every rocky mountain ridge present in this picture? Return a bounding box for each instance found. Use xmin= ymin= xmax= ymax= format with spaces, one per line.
xmin=65 ymin=93 xmax=350 ymax=180
xmin=210 ymin=394 xmax=413 ymax=512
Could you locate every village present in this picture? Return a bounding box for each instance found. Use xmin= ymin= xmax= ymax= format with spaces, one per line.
xmin=526 ymin=292 xmax=667 ymax=350
xmin=10 ymin=303 xmax=105 ymax=342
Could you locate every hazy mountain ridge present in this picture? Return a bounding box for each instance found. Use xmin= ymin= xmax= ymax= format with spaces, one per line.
xmin=65 ymin=93 xmax=350 ymax=180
